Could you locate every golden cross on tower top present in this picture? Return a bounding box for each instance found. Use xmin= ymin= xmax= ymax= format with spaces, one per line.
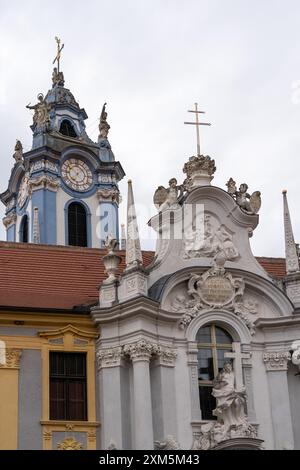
xmin=52 ymin=36 xmax=64 ymax=73
xmin=184 ymin=103 xmax=211 ymax=156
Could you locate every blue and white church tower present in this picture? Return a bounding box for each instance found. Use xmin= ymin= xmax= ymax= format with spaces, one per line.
xmin=1 ymin=40 xmax=124 ymax=247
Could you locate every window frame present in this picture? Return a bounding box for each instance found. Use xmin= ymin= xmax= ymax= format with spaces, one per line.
xmin=197 ymin=324 xmax=233 ymax=420
xmin=67 ymin=202 xmax=88 ymax=247
xmin=49 ymin=351 xmax=88 ymax=422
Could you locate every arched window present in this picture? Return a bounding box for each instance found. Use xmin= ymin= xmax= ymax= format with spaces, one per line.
xmin=68 ymin=202 xmax=87 ymax=247
xmin=197 ymin=324 xmax=233 ymax=420
xmin=59 ymin=120 xmax=77 ymax=138
xmin=20 ymin=215 xmax=29 ymax=243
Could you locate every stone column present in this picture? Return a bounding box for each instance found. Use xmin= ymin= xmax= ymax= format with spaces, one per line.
xmin=151 ymin=347 xmax=177 ymax=442
xmin=97 ymin=346 xmax=130 ymax=449
xmin=263 ymin=351 xmax=294 ymax=449
xmin=124 ymin=340 xmax=154 ymax=450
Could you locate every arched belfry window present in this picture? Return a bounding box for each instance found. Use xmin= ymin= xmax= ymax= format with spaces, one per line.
xmin=68 ymin=202 xmax=87 ymax=247
xmin=197 ymin=324 xmax=233 ymax=420
xmin=59 ymin=120 xmax=77 ymax=138
xmin=20 ymin=215 xmax=29 ymax=243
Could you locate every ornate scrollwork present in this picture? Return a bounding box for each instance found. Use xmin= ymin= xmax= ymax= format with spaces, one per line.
xmin=57 ymin=437 xmax=83 ymax=450
xmin=171 ymin=266 xmax=258 ymax=334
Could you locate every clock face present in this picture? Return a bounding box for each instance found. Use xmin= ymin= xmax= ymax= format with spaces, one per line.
xmin=17 ymin=175 xmax=29 ymax=208
xmin=61 ymin=158 xmax=93 ymax=192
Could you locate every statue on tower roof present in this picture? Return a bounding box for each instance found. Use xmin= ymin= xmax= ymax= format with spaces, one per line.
xmin=52 ymin=67 xmax=65 ymax=87
xmin=99 ymin=103 xmax=110 ymax=139
xmin=52 ymin=37 xmax=65 ymax=87
xmin=26 ymin=93 xmax=51 ymax=133
xmin=13 ymin=140 xmax=23 ymax=163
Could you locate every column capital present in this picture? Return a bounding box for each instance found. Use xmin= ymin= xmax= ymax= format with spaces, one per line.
xmin=263 ymin=351 xmax=291 ymax=371
xmin=154 ymin=346 xmax=177 ymax=367
xmin=96 ymin=346 xmax=125 ymax=370
xmin=124 ymin=340 xmax=155 ymax=362
xmin=0 ymin=348 xmax=22 ymax=369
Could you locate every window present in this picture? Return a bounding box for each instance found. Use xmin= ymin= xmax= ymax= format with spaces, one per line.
xmin=49 ymin=352 xmax=87 ymax=421
xmin=59 ymin=120 xmax=77 ymax=138
xmin=197 ymin=324 xmax=233 ymax=420
xmin=20 ymin=215 xmax=29 ymax=243
xmin=68 ymin=202 xmax=88 ymax=247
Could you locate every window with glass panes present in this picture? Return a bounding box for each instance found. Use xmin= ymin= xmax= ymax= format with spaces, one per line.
xmin=68 ymin=202 xmax=88 ymax=247
xmin=197 ymin=324 xmax=233 ymax=420
xmin=49 ymin=352 xmax=87 ymax=421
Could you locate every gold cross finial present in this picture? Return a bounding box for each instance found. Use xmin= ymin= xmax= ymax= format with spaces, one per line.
xmin=184 ymin=103 xmax=211 ymax=156
xmin=53 ymin=36 xmax=64 ymax=73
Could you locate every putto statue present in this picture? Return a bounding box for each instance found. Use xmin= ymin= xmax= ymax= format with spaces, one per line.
xmin=153 ymin=178 xmax=184 ymax=212
xmin=104 ymin=233 xmax=119 ymax=254
xmin=52 ymin=67 xmax=65 ymax=87
xmin=99 ymin=103 xmax=110 ymax=139
xmin=13 ymin=140 xmax=23 ymax=163
xmin=26 ymin=93 xmax=51 ymax=133
xmin=226 ymin=178 xmax=261 ymax=215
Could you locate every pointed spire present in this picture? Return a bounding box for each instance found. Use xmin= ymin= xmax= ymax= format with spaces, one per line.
xmin=120 ymin=223 xmax=126 ymax=250
xmin=33 ymin=207 xmax=40 ymax=244
xmin=126 ymin=180 xmax=143 ymax=269
xmin=283 ymin=190 xmax=299 ymax=274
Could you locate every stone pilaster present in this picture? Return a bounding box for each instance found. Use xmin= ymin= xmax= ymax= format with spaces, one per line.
xmin=124 ymin=340 xmax=155 ymax=449
xmin=96 ymin=345 xmax=129 ymax=449
xmin=263 ymin=351 xmax=294 ymax=449
xmin=151 ymin=347 xmax=177 ymax=442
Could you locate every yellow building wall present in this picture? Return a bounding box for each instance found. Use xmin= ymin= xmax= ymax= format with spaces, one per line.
xmin=0 ymin=362 xmax=20 ymax=449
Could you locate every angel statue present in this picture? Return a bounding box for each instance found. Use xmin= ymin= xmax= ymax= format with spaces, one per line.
xmin=26 ymin=94 xmax=51 ymax=132
xmin=99 ymin=102 xmax=110 ymax=139
xmin=212 ymin=362 xmax=247 ymax=431
xmin=153 ymin=178 xmax=184 ymax=212
xmin=226 ymin=178 xmax=261 ymax=215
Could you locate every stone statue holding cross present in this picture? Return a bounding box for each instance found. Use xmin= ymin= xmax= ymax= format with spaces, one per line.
xmin=212 ymin=362 xmax=247 ymax=430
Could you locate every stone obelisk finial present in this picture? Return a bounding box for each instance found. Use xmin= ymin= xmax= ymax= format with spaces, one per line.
xmin=283 ymin=190 xmax=299 ymax=274
xmin=126 ymin=180 xmax=143 ymax=270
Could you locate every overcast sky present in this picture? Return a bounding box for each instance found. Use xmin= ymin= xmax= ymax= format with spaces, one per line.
xmin=0 ymin=0 xmax=300 ymax=256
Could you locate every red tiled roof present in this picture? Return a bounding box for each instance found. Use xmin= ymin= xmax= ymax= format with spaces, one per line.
xmin=255 ymin=257 xmax=286 ymax=279
xmin=0 ymin=242 xmax=286 ymax=311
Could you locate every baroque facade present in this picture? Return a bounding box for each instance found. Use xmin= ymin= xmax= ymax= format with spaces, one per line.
xmin=0 ymin=49 xmax=300 ymax=450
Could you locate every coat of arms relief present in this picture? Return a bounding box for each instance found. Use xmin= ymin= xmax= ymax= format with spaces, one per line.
xmin=170 ymin=257 xmax=258 ymax=334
